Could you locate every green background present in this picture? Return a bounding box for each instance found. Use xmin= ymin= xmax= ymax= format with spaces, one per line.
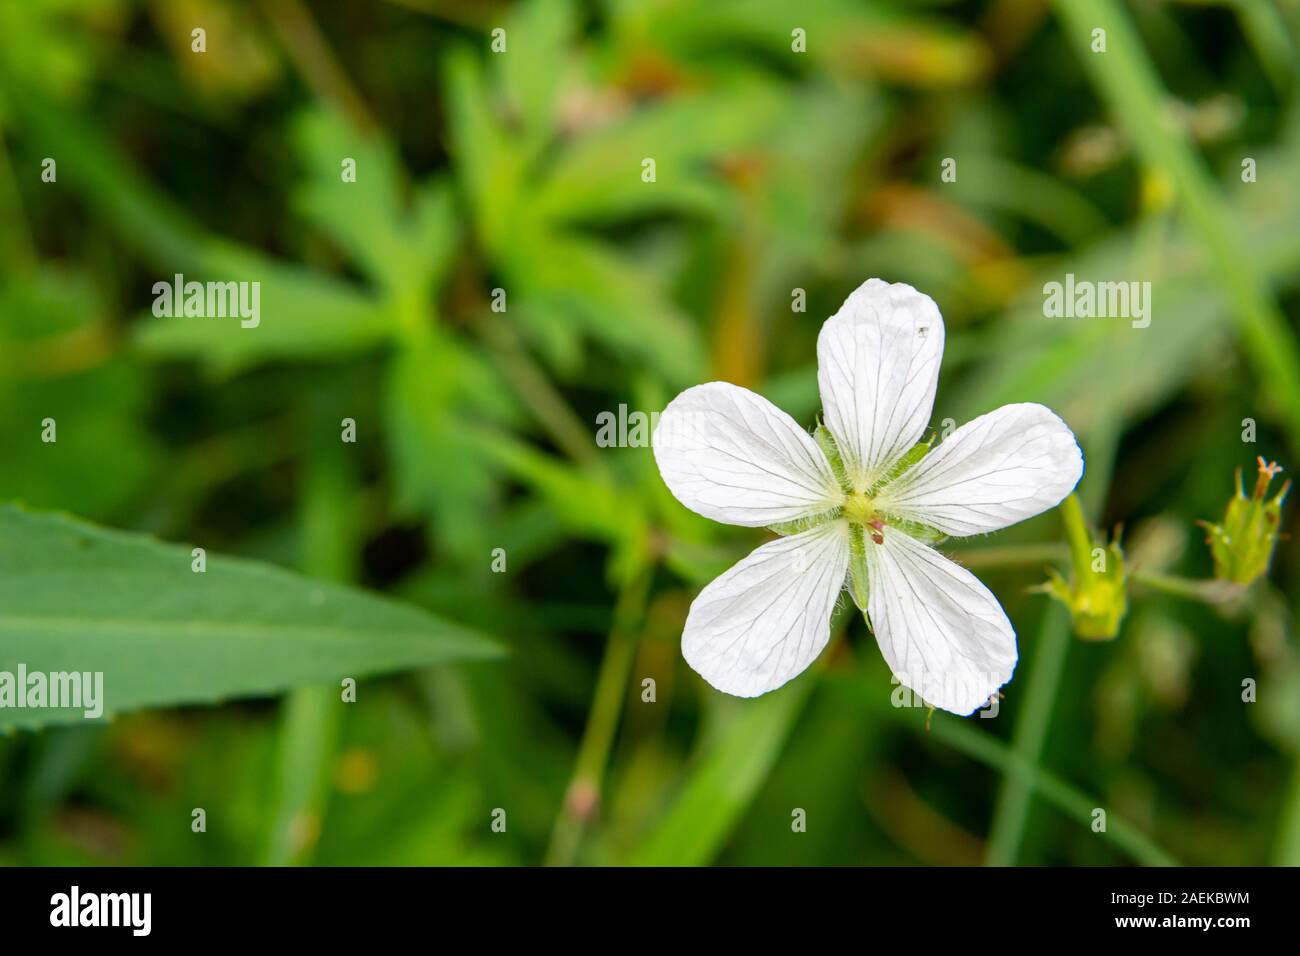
xmin=0 ymin=0 xmax=1297 ymax=866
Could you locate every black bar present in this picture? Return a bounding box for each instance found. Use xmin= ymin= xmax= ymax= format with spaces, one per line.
xmin=0 ymin=866 xmax=1282 ymax=942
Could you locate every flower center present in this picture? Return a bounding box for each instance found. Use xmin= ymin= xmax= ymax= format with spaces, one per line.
xmin=843 ymin=492 xmax=878 ymax=527
xmin=843 ymin=492 xmax=887 ymax=545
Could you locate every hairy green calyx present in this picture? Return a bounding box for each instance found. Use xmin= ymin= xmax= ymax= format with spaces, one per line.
xmin=766 ymin=425 xmax=946 ymax=612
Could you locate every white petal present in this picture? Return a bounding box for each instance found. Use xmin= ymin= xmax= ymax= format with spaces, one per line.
xmin=865 ymin=530 xmax=1016 ymax=715
xmin=817 ymin=278 xmax=944 ymax=490
xmin=653 ymin=382 xmax=842 ymax=527
xmin=683 ymin=522 xmax=849 ymax=696
xmin=879 ymin=403 xmax=1083 ymax=537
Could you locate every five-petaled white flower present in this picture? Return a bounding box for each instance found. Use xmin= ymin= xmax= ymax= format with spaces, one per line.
xmin=652 ymin=278 xmax=1084 ymax=714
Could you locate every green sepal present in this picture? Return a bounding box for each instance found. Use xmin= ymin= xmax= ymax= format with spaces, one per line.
xmin=814 ymin=423 xmax=851 ymax=494
xmin=847 ymin=523 xmax=870 ymax=611
xmin=870 ymin=434 xmax=934 ymax=493
xmin=766 ymin=507 xmax=841 ymax=537
xmin=1040 ymin=495 xmax=1128 ymax=640
xmin=890 ymin=518 xmax=946 ymax=545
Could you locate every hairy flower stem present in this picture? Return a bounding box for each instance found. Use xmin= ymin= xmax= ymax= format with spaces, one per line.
xmin=1132 ymin=571 xmax=1245 ymax=606
xmin=946 ymin=542 xmax=1068 ymax=569
xmin=1059 ymin=495 xmax=1093 ymax=577
xmin=545 ymin=563 xmax=653 ymax=866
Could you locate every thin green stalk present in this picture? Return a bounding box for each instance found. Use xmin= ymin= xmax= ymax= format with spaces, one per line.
xmin=544 ymin=564 xmax=652 ymax=866
xmin=986 ymin=418 xmax=1120 ymax=865
xmin=261 ymin=411 xmax=355 ymax=866
xmin=261 ymin=687 xmax=342 ymax=866
xmin=626 ymin=604 xmax=854 ymax=866
xmin=946 ymin=541 xmax=1067 ymax=569
xmin=260 ymin=0 xmax=378 ymax=134
xmin=1227 ymin=0 xmax=1294 ymax=96
xmin=1132 ymin=570 xmax=1245 ymax=606
xmin=1059 ymin=495 xmax=1093 ymax=575
xmin=985 ymin=607 xmax=1073 ymax=866
xmin=480 ymin=317 xmax=600 ymax=468
xmin=985 ymin=192 xmax=1175 ymax=863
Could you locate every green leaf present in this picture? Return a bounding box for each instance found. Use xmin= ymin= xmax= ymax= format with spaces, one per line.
xmin=444 ymin=47 xmax=526 ymax=250
xmin=0 ymin=505 xmax=503 ymax=729
xmin=534 ymin=83 xmax=788 ymax=224
xmin=0 ymin=270 xmax=158 ymax=518
xmin=293 ymin=109 xmax=458 ymax=300
xmin=384 ymin=339 xmax=514 ymax=561
xmin=471 ymin=428 xmax=641 ymax=551
xmin=5 ymin=89 xmax=400 ymax=372
xmin=499 ymin=0 xmax=576 ymax=151
xmin=511 ymin=232 xmax=705 ymax=385
xmin=0 ymin=0 xmax=126 ymax=105
xmin=133 ymin=243 xmax=397 ymax=372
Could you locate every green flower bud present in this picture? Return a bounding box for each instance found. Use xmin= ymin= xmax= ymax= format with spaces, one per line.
xmin=1198 ymin=458 xmax=1289 ymax=586
xmin=1042 ymin=494 xmax=1128 ymax=640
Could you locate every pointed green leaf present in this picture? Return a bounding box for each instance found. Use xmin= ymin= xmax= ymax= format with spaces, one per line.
xmin=0 ymin=506 xmax=502 ymax=729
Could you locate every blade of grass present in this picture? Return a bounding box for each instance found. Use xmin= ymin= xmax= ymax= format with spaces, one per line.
xmin=626 ymin=676 xmax=815 ymax=867
xmin=983 ymin=607 xmax=1074 ymax=865
xmin=923 ymin=711 xmax=1176 ymax=866
xmin=261 ymin=684 xmax=342 ymax=866
xmin=624 ymin=605 xmax=857 ymax=867
xmin=827 ymin=674 xmax=1176 ymax=864
xmin=1055 ymin=0 xmax=1300 ymax=453
xmin=1228 ymin=0 xmax=1294 ymax=94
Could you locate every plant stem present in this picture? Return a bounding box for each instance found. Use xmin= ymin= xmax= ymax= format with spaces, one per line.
xmin=1059 ymin=494 xmax=1093 ymax=573
xmin=1132 ymin=570 xmax=1245 ymax=606
xmin=986 ymin=419 xmax=1119 ymax=865
xmin=947 ymin=541 xmax=1068 ymax=570
xmin=925 ymin=713 xmax=1176 ymax=866
xmin=260 ymin=0 xmax=377 ymax=134
xmin=262 ymin=686 xmax=342 ymax=866
xmin=480 ymin=317 xmax=600 ymax=468
xmin=544 ymin=564 xmax=652 ymax=866
xmin=261 ymin=408 xmax=354 ymax=865
xmin=985 ymin=606 xmax=1073 ymax=866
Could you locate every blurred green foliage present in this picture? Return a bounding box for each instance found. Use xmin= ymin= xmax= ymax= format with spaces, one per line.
xmin=0 ymin=0 xmax=1298 ymax=867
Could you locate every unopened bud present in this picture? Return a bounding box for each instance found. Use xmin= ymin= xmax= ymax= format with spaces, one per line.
xmin=1199 ymin=457 xmax=1288 ymax=586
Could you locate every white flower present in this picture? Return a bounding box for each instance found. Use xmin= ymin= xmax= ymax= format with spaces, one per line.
xmin=652 ymin=278 xmax=1083 ymax=714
